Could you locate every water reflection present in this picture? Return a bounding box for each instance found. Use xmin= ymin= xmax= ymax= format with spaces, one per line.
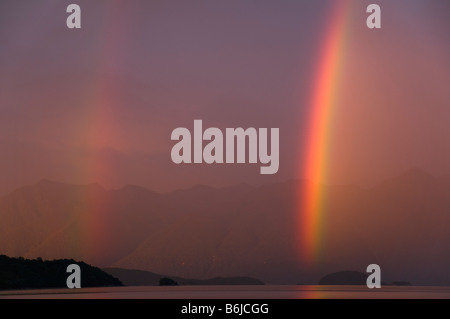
xmin=1 ymin=285 xmax=449 ymax=299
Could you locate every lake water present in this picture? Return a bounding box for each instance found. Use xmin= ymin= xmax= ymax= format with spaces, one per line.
xmin=1 ymin=285 xmax=449 ymax=299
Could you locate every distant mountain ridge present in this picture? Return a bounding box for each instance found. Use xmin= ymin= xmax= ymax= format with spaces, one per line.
xmin=1 ymin=168 xmax=450 ymax=285
xmin=103 ymin=267 xmax=264 ymax=286
xmin=318 ymin=270 xmax=412 ymax=286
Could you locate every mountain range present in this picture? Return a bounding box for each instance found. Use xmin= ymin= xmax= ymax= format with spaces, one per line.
xmin=103 ymin=267 xmax=264 ymax=286
xmin=1 ymin=168 xmax=450 ymax=285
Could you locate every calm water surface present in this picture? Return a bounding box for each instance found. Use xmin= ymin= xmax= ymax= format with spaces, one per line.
xmin=1 ymin=285 xmax=449 ymax=299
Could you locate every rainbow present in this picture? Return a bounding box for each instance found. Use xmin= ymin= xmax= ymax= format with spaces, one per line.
xmin=73 ymin=4 xmax=129 ymax=262
xmin=299 ymin=1 xmax=352 ymax=265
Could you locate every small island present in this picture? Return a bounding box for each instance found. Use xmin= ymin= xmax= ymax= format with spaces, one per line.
xmin=318 ymin=270 xmax=411 ymax=286
xmin=104 ymin=267 xmax=264 ymax=286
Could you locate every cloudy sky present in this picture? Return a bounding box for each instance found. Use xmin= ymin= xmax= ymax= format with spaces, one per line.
xmin=0 ymin=0 xmax=449 ymax=194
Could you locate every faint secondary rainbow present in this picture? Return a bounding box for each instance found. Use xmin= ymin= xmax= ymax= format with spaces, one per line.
xmin=299 ymin=1 xmax=352 ymax=265
xmin=72 ymin=4 xmax=129 ymax=263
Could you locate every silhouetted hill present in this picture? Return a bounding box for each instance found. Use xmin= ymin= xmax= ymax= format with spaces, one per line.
xmin=0 ymin=255 xmax=122 ymax=290
xmin=103 ymin=268 xmax=161 ymax=286
xmin=103 ymin=267 xmax=264 ymax=286
xmin=319 ymin=271 xmax=368 ymax=285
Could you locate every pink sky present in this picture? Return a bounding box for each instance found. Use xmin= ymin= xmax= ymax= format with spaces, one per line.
xmin=0 ymin=0 xmax=449 ymax=194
